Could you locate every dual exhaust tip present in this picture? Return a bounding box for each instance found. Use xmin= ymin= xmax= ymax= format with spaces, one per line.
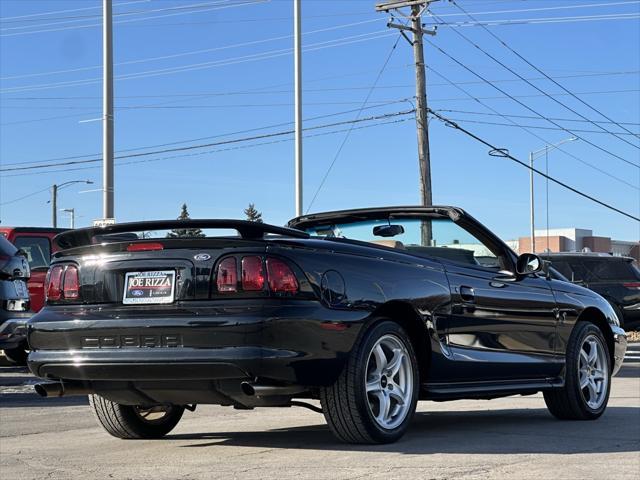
xmin=34 ymin=382 xmax=92 ymax=398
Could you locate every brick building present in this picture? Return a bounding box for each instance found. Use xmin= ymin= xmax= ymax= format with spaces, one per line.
xmin=514 ymin=228 xmax=639 ymax=262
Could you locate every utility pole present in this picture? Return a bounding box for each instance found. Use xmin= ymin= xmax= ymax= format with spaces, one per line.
xmin=51 ymin=184 xmax=58 ymax=228
xmin=293 ymin=0 xmax=303 ymax=217
xmin=528 ymin=137 xmax=577 ymax=253
xmin=376 ymin=0 xmax=437 ymax=245
xmin=103 ymin=0 xmax=114 ymax=221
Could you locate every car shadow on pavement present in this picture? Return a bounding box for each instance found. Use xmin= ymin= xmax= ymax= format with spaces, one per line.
xmin=171 ymin=406 xmax=640 ymax=454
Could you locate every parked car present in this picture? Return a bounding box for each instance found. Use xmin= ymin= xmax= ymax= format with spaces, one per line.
xmin=0 ymin=235 xmax=31 ymax=364
xmin=541 ymin=253 xmax=640 ymax=331
xmin=0 ymin=227 xmax=67 ymax=313
xmin=27 ymin=207 xmax=626 ymax=444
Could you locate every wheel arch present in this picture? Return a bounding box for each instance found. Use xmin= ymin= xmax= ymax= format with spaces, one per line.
xmin=371 ymin=301 xmax=430 ymax=384
xmin=576 ymin=306 xmax=615 ymax=370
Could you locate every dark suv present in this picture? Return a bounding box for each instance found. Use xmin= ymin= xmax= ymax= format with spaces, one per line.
xmin=541 ymin=253 xmax=640 ymax=330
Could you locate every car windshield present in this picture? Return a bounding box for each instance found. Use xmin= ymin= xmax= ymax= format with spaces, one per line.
xmin=304 ymin=217 xmax=502 ymax=268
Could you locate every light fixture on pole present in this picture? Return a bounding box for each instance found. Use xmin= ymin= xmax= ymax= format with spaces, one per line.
xmin=529 ymin=137 xmax=577 ymax=253
xmin=50 ymin=180 xmax=93 ymax=228
xmin=61 ymin=208 xmax=75 ymax=229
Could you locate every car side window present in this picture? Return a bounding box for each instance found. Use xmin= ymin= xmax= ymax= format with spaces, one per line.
xmin=13 ymin=236 xmax=51 ymax=269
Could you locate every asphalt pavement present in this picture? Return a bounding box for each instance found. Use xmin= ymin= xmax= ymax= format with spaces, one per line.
xmin=1 ymin=358 xmax=639 ymax=480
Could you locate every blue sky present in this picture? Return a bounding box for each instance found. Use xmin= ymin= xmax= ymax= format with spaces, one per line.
xmin=0 ymin=0 xmax=638 ymax=242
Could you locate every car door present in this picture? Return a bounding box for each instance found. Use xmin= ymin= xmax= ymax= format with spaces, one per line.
xmin=427 ymin=219 xmax=560 ymax=383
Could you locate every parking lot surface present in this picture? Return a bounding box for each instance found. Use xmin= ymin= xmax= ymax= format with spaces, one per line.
xmin=1 ymin=361 xmax=639 ymax=480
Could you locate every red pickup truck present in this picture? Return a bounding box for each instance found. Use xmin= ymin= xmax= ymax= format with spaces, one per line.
xmin=0 ymin=227 xmax=67 ymax=313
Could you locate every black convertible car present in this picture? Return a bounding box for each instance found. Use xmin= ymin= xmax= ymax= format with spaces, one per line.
xmin=27 ymin=206 xmax=626 ymax=444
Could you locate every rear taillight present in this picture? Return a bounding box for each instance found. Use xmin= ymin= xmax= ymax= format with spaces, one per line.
xmin=46 ymin=264 xmax=80 ymax=302
xmin=46 ymin=265 xmax=64 ymax=301
xmin=266 ymin=257 xmax=299 ymax=293
xmin=623 ymin=282 xmax=640 ymax=289
xmin=242 ymin=256 xmax=264 ymax=291
xmin=63 ymin=265 xmax=80 ymax=299
xmin=215 ymin=256 xmax=299 ymax=294
xmin=216 ymin=257 xmax=238 ymax=293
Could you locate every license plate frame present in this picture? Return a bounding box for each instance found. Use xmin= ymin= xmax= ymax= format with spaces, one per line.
xmin=123 ymin=270 xmax=176 ymax=305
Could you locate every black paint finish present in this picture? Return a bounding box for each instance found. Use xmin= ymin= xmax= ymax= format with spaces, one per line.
xmin=27 ymin=208 xmax=627 ymax=407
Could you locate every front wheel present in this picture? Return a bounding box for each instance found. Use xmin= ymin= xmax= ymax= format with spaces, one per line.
xmin=89 ymin=394 xmax=184 ymax=439
xmin=544 ymin=322 xmax=611 ymax=420
xmin=320 ymin=320 xmax=419 ymax=444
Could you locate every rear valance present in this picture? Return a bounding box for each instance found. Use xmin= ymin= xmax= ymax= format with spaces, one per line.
xmin=54 ymin=219 xmax=309 ymax=250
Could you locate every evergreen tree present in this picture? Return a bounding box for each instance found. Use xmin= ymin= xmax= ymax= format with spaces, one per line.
xmin=244 ymin=203 xmax=263 ymax=223
xmin=166 ymin=203 xmax=205 ymax=238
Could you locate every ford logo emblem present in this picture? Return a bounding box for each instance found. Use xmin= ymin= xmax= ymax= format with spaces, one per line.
xmin=194 ymin=253 xmax=211 ymax=261
xmin=131 ymin=290 xmax=144 ymax=297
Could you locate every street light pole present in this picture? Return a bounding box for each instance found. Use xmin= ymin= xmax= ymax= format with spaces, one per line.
xmin=50 ymin=180 xmax=93 ymax=228
xmin=529 ymin=137 xmax=577 ymax=253
xmin=293 ymin=0 xmax=303 ymax=217
xmin=61 ymin=208 xmax=75 ymax=229
xmin=103 ymin=0 xmax=114 ymax=220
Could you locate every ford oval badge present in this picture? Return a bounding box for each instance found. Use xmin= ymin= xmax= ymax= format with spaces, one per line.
xmin=194 ymin=253 xmax=211 ymax=262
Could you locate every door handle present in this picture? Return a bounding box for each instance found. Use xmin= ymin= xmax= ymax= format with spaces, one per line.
xmin=459 ymin=286 xmax=475 ymax=303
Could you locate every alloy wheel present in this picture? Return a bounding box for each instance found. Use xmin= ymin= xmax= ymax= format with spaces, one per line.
xmin=578 ymin=334 xmax=609 ymax=410
xmin=365 ymin=334 xmax=414 ymax=430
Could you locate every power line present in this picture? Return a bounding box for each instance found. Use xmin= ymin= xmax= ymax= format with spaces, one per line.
xmin=3 ymin=88 xmax=638 ymax=128
xmin=1 ymin=100 xmax=413 ymax=167
xmin=0 ymin=186 xmax=51 ymax=206
xmin=1 ymin=116 xmax=414 ymax=179
xmin=306 ymin=34 xmax=403 ymax=213
xmin=428 ymin=109 xmax=640 ymax=222
xmin=422 ymin=12 xmax=640 ymax=28
xmin=4 ymin=68 xmax=637 ymax=97
xmin=0 ymin=30 xmax=396 ymax=94
xmin=0 ymin=18 xmax=383 ymax=81
xmin=0 ymin=1 xmax=267 ymax=38
xmin=449 ymin=0 xmax=640 ymax=149
xmin=434 ymin=109 xmax=640 ymax=128
xmin=0 ymin=0 xmax=150 ymax=21
xmin=425 ymin=38 xmax=640 ymax=169
xmin=0 ymin=109 xmax=415 ymax=173
xmin=427 ymin=66 xmax=638 ymax=192
xmin=442 ymin=116 xmax=640 ymax=140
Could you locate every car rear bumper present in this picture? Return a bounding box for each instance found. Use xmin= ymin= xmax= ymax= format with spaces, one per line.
xmin=27 ymin=301 xmax=366 ymax=389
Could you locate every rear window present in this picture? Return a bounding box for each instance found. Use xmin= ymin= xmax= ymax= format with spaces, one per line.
xmin=12 ymin=236 xmax=51 ymax=269
xmin=551 ymin=258 xmax=639 ymax=282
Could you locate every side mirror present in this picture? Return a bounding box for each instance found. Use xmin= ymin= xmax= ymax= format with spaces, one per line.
xmin=516 ymin=253 xmax=543 ymax=276
xmin=373 ymin=224 xmax=405 ymax=238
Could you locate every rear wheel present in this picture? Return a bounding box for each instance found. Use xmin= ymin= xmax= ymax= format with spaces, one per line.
xmin=544 ymin=322 xmax=611 ymax=420
xmin=89 ymin=394 xmax=184 ymax=439
xmin=3 ymin=347 xmax=28 ymax=365
xmin=320 ymin=320 xmax=419 ymax=444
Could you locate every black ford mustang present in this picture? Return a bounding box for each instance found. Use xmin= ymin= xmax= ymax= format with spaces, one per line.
xmin=27 ymin=206 xmax=627 ymax=444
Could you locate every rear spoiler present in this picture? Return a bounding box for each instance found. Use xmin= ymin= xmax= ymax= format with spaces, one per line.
xmin=53 ymin=219 xmax=309 ymax=250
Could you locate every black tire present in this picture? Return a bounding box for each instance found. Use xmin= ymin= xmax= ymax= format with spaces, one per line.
xmin=320 ymin=319 xmax=419 ymax=444
xmin=544 ymin=322 xmax=611 ymax=420
xmin=89 ymin=394 xmax=185 ymax=439
xmin=3 ymin=347 xmax=28 ymax=365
